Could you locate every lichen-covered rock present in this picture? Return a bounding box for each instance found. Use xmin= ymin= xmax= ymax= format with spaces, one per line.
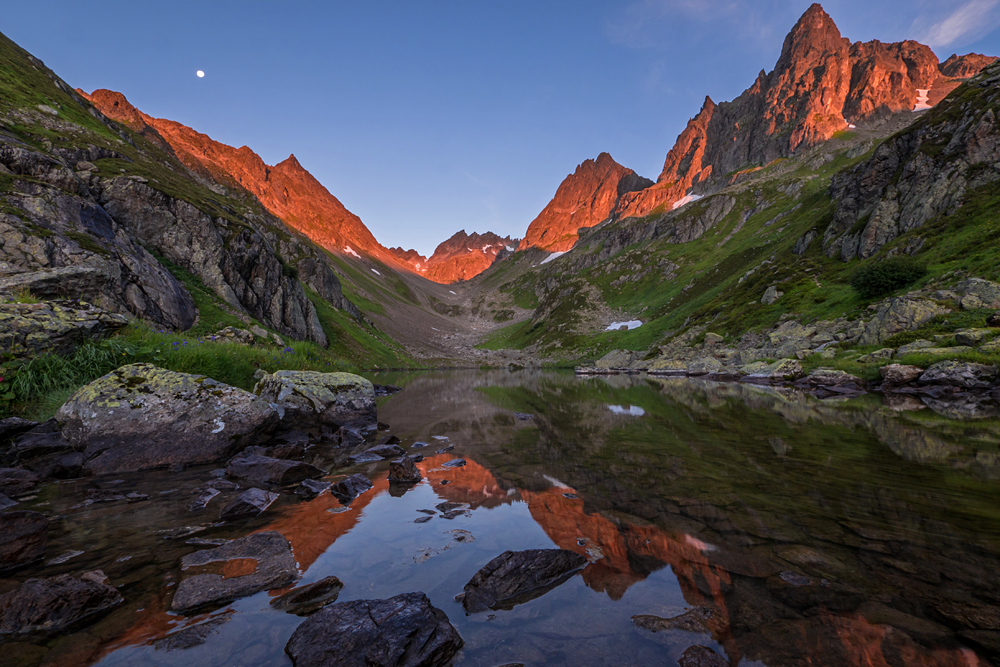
xmin=56 ymin=363 xmax=278 ymax=474
xmin=594 ymin=349 xmax=635 ymax=369
xmin=0 ymin=573 xmax=123 ymax=634
xmin=171 ymin=531 xmax=297 ymax=612
xmin=880 ymin=364 xmax=924 ymax=386
xmin=856 ymin=348 xmax=896 ymax=364
xmin=896 ymin=339 xmax=934 ymax=355
xmin=956 ymin=278 xmax=1000 ymax=310
xmin=798 ymin=369 xmax=862 ymax=387
xmin=858 ymin=298 xmax=949 ymax=346
xmin=761 ymin=285 xmax=783 ymax=305
xmin=211 ymin=327 xmax=257 ymax=345
xmin=687 ymin=357 xmax=723 ymax=375
xmin=253 ymin=370 xmax=376 ymax=430
xmin=0 ymin=300 xmax=127 ymax=358
xmin=919 ymin=361 xmax=998 ymax=388
xmin=955 ymin=329 xmax=994 ymax=346
xmin=741 ymin=359 xmax=804 ymax=383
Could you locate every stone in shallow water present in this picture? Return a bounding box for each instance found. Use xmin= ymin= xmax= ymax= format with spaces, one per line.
xmin=0 ymin=510 xmax=47 ymax=571
xmin=154 ymin=612 xmax=233 ymax=651
xmin=441 ymin=458 xmax=466 ymax=468
xmin=295 ymin=479 xmax=331 ymax=498
xmin=632 ymin=607 xmax=714 ymax=634
xmin=0 ymin=573 xmax=123 ymax=634
xmin=270 ymin=576 xmax=344 ymax=616
xmin=171 ymin=531 xmax=298 ymax=612
xmin=349 ymin=443 xmax=406 ymax=464
xmin=225 ymin=453 xmax=325 ymax=486
xmin=460 ymin=549 xmax=587 ymax=613
xmin=219 ymin=488 xmax=278 ymax=520
xmin=678 ymin=645 xmax=728 ymax=667
xmin=285 ymin=592 xmax=463 ymax=667
xmin=0 ymin=467 xmax=40 ymax=497
xmin=253 ymin=370 xmax=376 ymax=431
xmin=188 ymin=487 xmax=220 ymax=512
xmin=388 ymin=456 xmax=421 ymax=483
xmin=330 ymin=474 xmax=372 ymax=504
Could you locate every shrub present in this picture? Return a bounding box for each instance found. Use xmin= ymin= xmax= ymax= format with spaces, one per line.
xmin=850 ymin=256 xmax=927 ymax=299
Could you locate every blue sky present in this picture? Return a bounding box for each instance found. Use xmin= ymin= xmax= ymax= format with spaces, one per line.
xmin=5 ymin=1 xmax=999 ymax=255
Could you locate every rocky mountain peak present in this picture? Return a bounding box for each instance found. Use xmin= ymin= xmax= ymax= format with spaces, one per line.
xmin=390 ymin=230 xmax=520 ymax=283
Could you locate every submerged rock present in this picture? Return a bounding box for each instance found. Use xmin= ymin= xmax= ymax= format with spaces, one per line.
xmin=0 ymin=510 xmax=47 ymax=571
xmin=330 ymin=474 xmax=373 ymax=504
xmin=56 ymin=363 xmax=278 ymax=474
xmin=0 ymin=573 xmax=123 ymax=634
xmin=460 ymin=549 xmax=587 ymax=613
xmin=295 ymin=479 xmax=331 ymax=498
xmin=219 ymin=488 xmax=279 ymax=520
xmin=171 ymin=531 xmax=298 ymax=612
xmin=349 ymin=443 xmax=406 ymax=464
xmin=0 ymin=467 xmax=40 ymax=497
xmin=154 ymin=612 xmax=233 ymax=651
xmin=225 ymin=454 xmax=325 ymax=486
xmin=632 ymin=606 xmax=714 ymax=634
xmin=388 ymin=457 xmax=422 ymax=483
xmin=678 ymin=645 xmax=729 ymax=667
xmin=284 ymin=592 xmax=463 ymax=667
xmin=270 ymin=576 xmax=344 ymax=616
xmin=254 ymin=370 xmax=376 ymax=431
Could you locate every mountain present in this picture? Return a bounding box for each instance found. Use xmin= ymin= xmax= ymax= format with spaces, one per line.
xmin=390 ymin=230 xmax=520 ymax=283
xmin=81 ymin=89 xmax=387 ymax=260
xmin=611 ymin=4 xmax=997 ymax=220
xmin=518 ymin=152 xmax=652 ymax=252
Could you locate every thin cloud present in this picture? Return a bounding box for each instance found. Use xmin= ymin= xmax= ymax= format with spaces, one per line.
xmin=918 ymin=0 xmax=1000 ymax=48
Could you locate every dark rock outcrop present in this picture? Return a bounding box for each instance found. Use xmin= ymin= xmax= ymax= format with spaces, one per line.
xmin=388 ymin=456 xmax=422 ymax=483
xmin=460 ymin=549 xmax=587 ymax=613
xmin=284 ymin=592 xmax=463 ymax=667
xmin=0 ymin=510 xmax=47 ymax=570
xmin=0 ymin=300 xmax=127 ymax=358
xmin=219 ymin=488 xmax=279 ymax=520
xmin=225 ymin=454 xmax=325 ymax=486
xmin=330 ymin=474 xmax=373 ymax=504
xmin=0 ymin=573 xmax=123 ymax=634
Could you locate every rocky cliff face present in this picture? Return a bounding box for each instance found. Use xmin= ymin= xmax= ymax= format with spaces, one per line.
xmin=519 ymin=152 xmax=652 ymax=252
xmin=613 ymin=4 xmax=997 ymax=220
xmin=389 ymin=230 xmax=519 ymax=283
xmin=824 ymin=62 xmax=1000 ymax=260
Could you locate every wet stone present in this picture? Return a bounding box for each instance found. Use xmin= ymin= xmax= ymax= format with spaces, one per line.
xmin=436 ymin=445 xmax=455 ymax=454
xmin=154 ymin=612 xmax=233 ymax=651
xmin=330 ymin=474 xmax=373 ymax=504
xmin=414 ymin=516 xmax=433 ymax=524
xmin=678 ymin=645 xmax=728 ymax=667
xmin=225 ymin=453 xmax=326 ymax=486
xmin=171 ymin=531 xmax=298 ymax=612
xmin=0 ymin=510 xmax=47 ymax=571
xmin=0 ymin=493 xmax=16 ymax=509
xmin=270 ymin=575 xmax=344 ymax=616
xmin=0 ymin=467 xmax=40 ymax=497
xmin=0 ymin=573 xmax=123 ymax=634
xmin=295 ymin=479 xmax=331 ymax=498
xmin=285 ymin=592 xmax=463 ymax=667
xmin=187 ymin=487 xmax=220 ymax=512
xmin=632 ymin=607 xmax=714 ymax=634
xmin=442 ymin=458 xmax=466 ymax=468
xmin=411 ymin=441 xmax=429 ymax=448
xmin=461 ymin=549 xmax=587 ymax=613
xmin=388 ymin=456 xmax=422 ymax=483
xmin=219 ymin=487 xmax=278 ymax=520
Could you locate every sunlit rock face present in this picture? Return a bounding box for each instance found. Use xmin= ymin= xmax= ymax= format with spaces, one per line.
xmin=390 ymin=230 xmax=520 ymax=283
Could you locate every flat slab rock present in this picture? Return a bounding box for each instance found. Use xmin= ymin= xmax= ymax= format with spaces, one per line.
xmin=171 ymin=531 xmax=298 ymax=612
xmin=226 ymin=453 xmax=325 ymax=486
xmin=270 ymin=575 xmax=344 ymax=616
xmin=460 ymin=549 xmax=587 ymax=613
xmin=219 ymin=487 xmax=279 ymax=520
xmin=285 ymin=592 xmax=463 ymax=667
xmin=0 ymin=573 xmax=123 ymax=634
xmin=330 ymin=474 xmax=373 ymax=504
xmin=0 ymin=510 xmax=47 ymax=571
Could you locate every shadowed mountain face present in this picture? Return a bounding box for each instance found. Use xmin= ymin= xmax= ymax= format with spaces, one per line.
xmin=389 ymin=230 xmax=520 ymax=284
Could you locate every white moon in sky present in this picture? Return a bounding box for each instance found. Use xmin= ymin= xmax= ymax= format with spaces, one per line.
xmin=196 ymin=70 xmax=205 ymax=78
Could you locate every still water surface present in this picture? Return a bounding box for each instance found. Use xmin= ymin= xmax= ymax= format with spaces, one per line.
xmin=8 ymin=370 xmax=1000 ymax=666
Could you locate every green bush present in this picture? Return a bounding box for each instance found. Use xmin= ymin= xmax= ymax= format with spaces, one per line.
xmin=850 ymin=256 xmax=927 ymax=299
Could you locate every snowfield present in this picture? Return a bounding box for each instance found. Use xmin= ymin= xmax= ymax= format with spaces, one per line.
xmin=540 ymin=251 xmax=567 ymax=265
xmin=606 ymin=320 xmax=642 ymax=331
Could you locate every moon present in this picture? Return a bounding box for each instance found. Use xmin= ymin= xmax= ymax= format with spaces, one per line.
xmin=196 ymin=70 xmax=205 ymax=78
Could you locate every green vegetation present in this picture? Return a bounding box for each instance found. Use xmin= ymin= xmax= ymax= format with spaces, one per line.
xmin=850 ymin=256 xmax=927 ymax=299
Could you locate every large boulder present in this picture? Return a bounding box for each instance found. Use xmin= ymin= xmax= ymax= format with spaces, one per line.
xmin=956 ymin=278 xmax=1000 ymax=310
xmin=0 ymin=573 xmax=122 ymax=634
xmin=171 ymin=531 xmax=298 ymax=612
xmin=460 ymin=549 xmax=587 ymax=613
xmin=740 ymin=359 xmax=804 ymax=383
xmin=919 ymin=361 xmax=998 ymax=389
xmin=225 ymin=454 xmax=325 ymax=486
xmin=56 ymin=363 xmax=278 ymax=473
xmin=254 ymin=371 xmax=376 ymax=431
xmin=0 ymin=300 xmax=128 ymax=358
xmin=880 ymin=364 xmax=924 ymax=386
xmin=284 ymin=592 xmax=463 ymax=667
xmin=0 ymin=510 xmax=47 ymax=571
xmin=858 ymin=298 xmax=949 ymax=346
xmin=594 ymin=349 xmax=635 ymax=369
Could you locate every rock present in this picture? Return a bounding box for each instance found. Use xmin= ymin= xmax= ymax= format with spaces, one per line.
xmin=0 ymin=418 xmax=38 ymax=445
xmin=632 ymin=607 xmax=714 ymax=634
xmin=373 ymin=384 xmax=402 ymax=397
xmin=857 ymin=298 xmax=948 ymax=346
xmin=171 ymin=531 xmax=298 ymax=612
xmin=270 ymin=576 xmax=344 ymax=616
xmin=253 ymin=370 xmax=376 ymax=431
xmin=0 ymin=299 xmax=129 ymax=359
xmin=856 ymin=348 xmax=896 ymax=363
xmin=285 ymin=592 xmax=463 ymax=667
xmin=513 ymin=412 xmax=535 ymax=420
xmin=154 ymin=613 xmax=233 ymax=651
xmin=8 ymin=419 xmax=73 ymax=463
xmin=916 ymin=346 xmax=976 ymax=357
xmin=799 ymin=369 xmax=862 ymax=387
xmin=219 ymin=488 xmax=279 ymax=520
xmin=988 ymin=311 xmax=1000 ymax=328
xmin=897 ymin=339 xmax=934 ymax=355
xmin=378 ymin=435 xmax=401 ymax=446
xmin=56 ymin=363 xmax=278 ymax=474
xmin=0 ymin=510 xmax=47 ymax=571
xmin=678 ymin=645 xmax=729 ymax=667
xmin=740 ymin=359 xmax=803 ymax=383
xmin=460 ymin=549 xmax=587 ymax=613
xmin=388 ymin=457 xmax=422 ymax=483
xmin=761 ymin=285 xmax=783 ymax=305
xmin=880 ymin=364 xmax=924 ymax=386
xmin=703 ymin=332 xmax=724 ymax=347
xmin=956 ymin=329 xmax=994 ymax=346
xmin=442 ymin=459 xmax=466 ymax=468
xmin=0 ymin=494 xmax=16 ymax=509
xmin=0 ymin=573 xmax=123 ymax=634
xmin=687 ymin=357 xmax=723 ymax=375
xmin=956 ymin=278 xmax=1000 ymax=310
xmin=595 ymin=349 xmax=635 ymax=369
xmin=187 ymin=487 xmax=220 ymax=512
xmin=330 ymin=474 xmax=373 ymax=504
xmin=295 ymin=479 xmax=331 ymax=498
xmin=350 ymin=443 xmax=406 ymax=464
xmin=0 ymin=468 xmax=40 ymax=497
xmin=211 ymin=326 xmax=257 ymax=345
xmin=919 ymin=361 xmax=998 ymax=389
xmin=225 ymin=454 xmax=325 ymax=486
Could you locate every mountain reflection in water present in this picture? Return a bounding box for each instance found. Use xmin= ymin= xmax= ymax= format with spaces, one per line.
xmin=6 ymin=370 xmax=1000 ymax=667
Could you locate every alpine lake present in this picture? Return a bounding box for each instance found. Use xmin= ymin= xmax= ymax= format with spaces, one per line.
xmin=5 ymin=369 xmax=1000 ymax=667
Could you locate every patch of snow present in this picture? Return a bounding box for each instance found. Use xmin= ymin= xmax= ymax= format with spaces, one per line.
xmin=431 ymin=327 xmax=440 ymax=331
xmin=370 ymin=268 xmax=381 ymax=275
xmin=543 ymin=475 xmax=571 ymax=489
xmin=540 ymin=251 xmax=567 ymax=265
xmin=913 ymin=89 xmax=931 ymax=111
xmin=684 ymin=534 xmax=717 ymax=552
xmin=848 ymin=123 xmax=856 ymax=129
xmin=415 ymin=263 xmax=421 ymax=269
xmin=605 ymin=320 xmax=642 ymax=331
xmin=449 ymin=290 xmax=457 ymax=295
xmin=506 ymin=245 xmax=515 ymax=252
xmin=432 ymin=435 xmax=449 ymax=441
xmin=482 ymin=245 xmax=491 ymax=252
xmin=608 ymin=405 xmax=646 ymax=417
xmin=672 ymin=191 xmax=704 ymax=210
xmin=343 ymin=246 xmax=361 ymax=259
